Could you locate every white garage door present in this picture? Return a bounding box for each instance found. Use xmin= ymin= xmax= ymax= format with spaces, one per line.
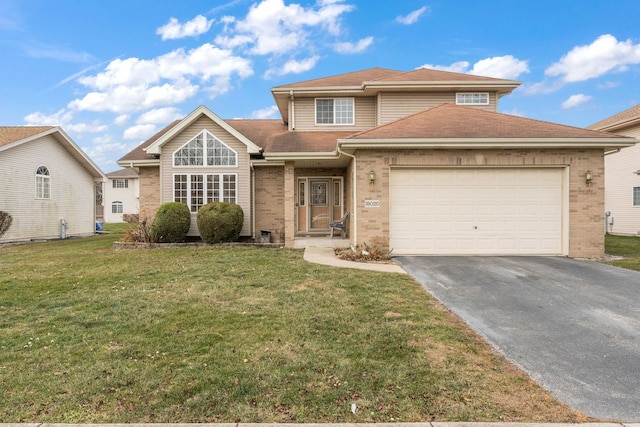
xmin=389 ymin=168 xmax=565 ymax=255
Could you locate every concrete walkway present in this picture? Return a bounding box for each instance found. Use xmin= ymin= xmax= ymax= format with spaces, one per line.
xmin=303 ymin=246 xmax=406 ymax=274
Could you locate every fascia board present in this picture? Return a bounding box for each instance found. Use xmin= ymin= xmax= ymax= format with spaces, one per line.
xmin=117 ymin=159 xmax=161 ymax=168
xmin=263 ymin=151 xmax=339 ymax=161
xmin=337 ymin=138 xmax=637 ymax=150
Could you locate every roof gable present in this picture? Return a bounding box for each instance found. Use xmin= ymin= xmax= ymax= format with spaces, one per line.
xmin=0 ymin=126 xmax=104 ymax=179
xmin=144 ymin=105 xmax=262 ymax=156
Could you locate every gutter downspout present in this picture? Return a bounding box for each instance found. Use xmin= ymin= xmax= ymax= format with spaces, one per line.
xmin=337 ymin=147 xmax=357 ymax=246
xmin=289 ymin=90 xmax=295 ymax=130
xmin=251 ymin=163 xmax=256 ymax=241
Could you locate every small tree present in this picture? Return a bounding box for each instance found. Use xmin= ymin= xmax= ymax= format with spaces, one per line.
xmin=149 ymin=202 xmax=191 ymax=243
xmin=0 ymin=211 xmax=12 ymax=238
xmin=197 ymin=202 xmax=244 ymax=244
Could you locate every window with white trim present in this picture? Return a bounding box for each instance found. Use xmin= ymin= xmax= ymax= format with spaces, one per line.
xmin=173 ymin=131 xmax=237 ymax=167
xmin=35 ymin=165 xmax=50 ymax=199
xmin=174 ymin=173 xmax=238 ymax=213
xmin=633 ymin=187 xmax=640 ymax=206
xmin=456 ymin=93 xmax=489 ymax=105
xmin=315 ymin=98 xmax=354 ymax=125
xmin=112 ymin=201 xmax=123 ymax=214
xmin=112 ymin=178 xmax=128 ymax=188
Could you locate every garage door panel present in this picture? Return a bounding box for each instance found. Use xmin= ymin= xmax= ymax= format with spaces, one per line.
xmin=390 ymin=168 xmax=564 ymax=255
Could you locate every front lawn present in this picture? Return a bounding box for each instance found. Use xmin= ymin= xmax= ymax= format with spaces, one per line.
xmin=605 ymin=234 xmax=640 ymax=271
xmin=0 ymin=225 xmax=588 ymax=423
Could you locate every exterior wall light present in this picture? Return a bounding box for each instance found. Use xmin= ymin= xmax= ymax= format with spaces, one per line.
xmin=369 ymin=170 xmax=376 ymax=184
xmin=585 ymin=171 xmax=593 ymax=185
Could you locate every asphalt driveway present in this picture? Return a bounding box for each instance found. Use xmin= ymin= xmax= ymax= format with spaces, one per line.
xmin=394 ymin=256 xmax=640 ymax=422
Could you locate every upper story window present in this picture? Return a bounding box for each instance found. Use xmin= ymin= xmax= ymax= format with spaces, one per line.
xmin=35 ymin=165 xmax=50 ymax=199
xmin=113 ymin=178 xmax=128 ymax=189
xmin=456 ymin=93 xmax=489 ymax=105
xmin=173 ymin=130 xmax=237 ymax=167
xmin=316 ymin=98 xmax=354 ymax=125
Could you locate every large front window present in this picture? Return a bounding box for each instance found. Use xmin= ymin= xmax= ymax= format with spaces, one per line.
xmin=174 ymin=174 xmax=237 ymax=212
xmin=315 ymin=98 xmax=354 ymax=125
xmin=174 ymin=131 xmax=237 ymax=167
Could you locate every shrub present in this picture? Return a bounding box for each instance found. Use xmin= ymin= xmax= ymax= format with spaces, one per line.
xmin=0 ymin=211 xmax=12 ymax=238
xmin=149 ymin=202 xmax=191 ymax=243
xmin=197 ymin=202 xmax=244 ymax=244
xmin=123 ymin=217 xmax=151 ymax=243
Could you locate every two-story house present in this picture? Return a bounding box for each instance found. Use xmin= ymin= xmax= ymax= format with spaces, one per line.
xmin=587 ymin=105 xmax=640 ymax=235
xmin=103 ymin=167 xmax=140 ymax=223
xmin=118 ymin=67 xmax=634 ymax=258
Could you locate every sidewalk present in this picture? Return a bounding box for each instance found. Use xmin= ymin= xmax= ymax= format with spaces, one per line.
xmin=303 ymin=246 xmax=407 ymax=274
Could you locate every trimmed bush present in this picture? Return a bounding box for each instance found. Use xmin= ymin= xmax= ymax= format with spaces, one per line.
xmin=0 ymin=211 xmax=12 ymax=238
xmin=197 ymin=202 xmax=244 ymax=244
xmin=149 ymin=202 xmax=191 ymax=243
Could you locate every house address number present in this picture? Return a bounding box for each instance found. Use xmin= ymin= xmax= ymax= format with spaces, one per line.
xmin=364 ymin=199 xmax=381 ymax=208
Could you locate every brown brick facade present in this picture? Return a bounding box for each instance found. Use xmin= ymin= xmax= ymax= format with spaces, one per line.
xmin=352 ymin=148 xmax=605 ymax=258
xmin=137 ymin=166 xmax=160 ymax=222
xmin=254 ymin=166 xmax=285 ymax=243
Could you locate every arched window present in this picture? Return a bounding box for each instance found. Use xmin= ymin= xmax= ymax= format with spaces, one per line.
xmin=35 ymin=166 xmax=50 ymax=199
xmin=112 ymin=201 xmax=123 ymax=214
xmin=173 ymin=131 xmax=237 ymax=167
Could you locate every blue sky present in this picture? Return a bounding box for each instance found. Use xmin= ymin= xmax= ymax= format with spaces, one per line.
xmin=1 ymin=0 xmax=640 ymax=173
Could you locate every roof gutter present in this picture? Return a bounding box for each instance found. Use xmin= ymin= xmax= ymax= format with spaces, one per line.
xmin=337 ymin=146 xmax=357 ymax=247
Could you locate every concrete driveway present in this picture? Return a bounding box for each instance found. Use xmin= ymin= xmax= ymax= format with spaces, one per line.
xmin=394 ymin=256 xmax=640 ymax=422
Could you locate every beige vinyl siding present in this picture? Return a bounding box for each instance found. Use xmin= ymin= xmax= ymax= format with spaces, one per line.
xmin=604 ymin=126 xmax=640 ymax=235
xmin=0 ymin=135 xmax=96 ymax=242
xmin=159 ymin=116 xmax=252 ymax=237
xmin=378 ymin=92 xmax=497 ymax=124
xmin=290 ymin=97 xmax=376 ymax=131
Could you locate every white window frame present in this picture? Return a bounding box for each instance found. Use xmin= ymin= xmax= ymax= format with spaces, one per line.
xmin=173 ymin=130 xmax=238 ymax=168
xmin=35 ymin=165 xmax=51 ymax=199
xmin=112 ymin=179 xmax=128 ymax=189
xmin=633 ymin=186 xmax=640 ymax=207
xmin=315 ymin=98 xmax=354 ymax=125
xmin=112 ymin=201 xmax=124 ymax=214
xmin=173 ymin=173 xmax=238 ymax=213
xmin=456 ymin=93 xmax=489 ymax=105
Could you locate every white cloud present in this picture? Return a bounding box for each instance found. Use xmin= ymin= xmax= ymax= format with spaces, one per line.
xmin=561 ymin=94 xmax=592 ymax=109
xmin=546 ymin=34 xmax=640 ymax=82
xmin=137 ymin=107 xmax=183 ymax=124
xmin=251 ymin=105 xmax=280 ymax=119
xmin=266 ymin=56 xmax=320 ymax=78
xmin=215 ymin=0 xmax=356 ymax=56
xmin=114 ymin=114 xmax=129 ymax=126
xmin=419 ymin=61 xmax=470 ymax=74
xmin=156 ymin=15 xmax=214 ymax=40
xmin=420 ymin=55 xmax=529 ymax=80
xmin=24 ymin=109 xmax=74 ymax=126
xmin=395 ymin=6 xmax=429 ymax=25
xmin=123 ymin=124 xmax=158 ymax=140
xmin=334 ymin=36 xmax=373 ymax=54
xmin=68 ymin=44 xmax=253 ymax=114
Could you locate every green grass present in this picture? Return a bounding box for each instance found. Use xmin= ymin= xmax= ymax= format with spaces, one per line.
xmin=0 ymin=224 xmax=587 ymax=423
xmin=605 ymin=233 xmax=640 ymax=271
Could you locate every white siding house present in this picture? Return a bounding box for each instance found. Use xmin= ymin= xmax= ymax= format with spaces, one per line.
xmin=588 ymin=106 xmax=640 ymax=235
xmin=103 ymin=168 xmax=139 ymax=223
xmin=0 ymin=126 xmax=105 ymax=243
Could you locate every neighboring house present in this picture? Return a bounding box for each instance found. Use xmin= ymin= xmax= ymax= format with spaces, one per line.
xmin=103 ymin=168 xmax=139 ymax=223
xmin=588 ymin=105 xmax=640 ymax=235
xmin=0 ymin=126 xmax=105 ymax=243
xmin=118 ymin=67 xmax=635 ymax=258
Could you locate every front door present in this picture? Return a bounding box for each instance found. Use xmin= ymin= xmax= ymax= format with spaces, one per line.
xmin=309 ymin=179 xmax=330 ymax=230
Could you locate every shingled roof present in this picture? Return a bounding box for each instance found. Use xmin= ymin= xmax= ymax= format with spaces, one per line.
xmin=345 ymin=103 xmax=632 ymax=140
xmin=0 ymin=126 xmax=54 ymax=147
xmin=587 ymin=104 xmax=640 ymax=132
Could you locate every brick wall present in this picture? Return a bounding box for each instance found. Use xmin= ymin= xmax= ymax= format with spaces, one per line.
xmin=355 ymin=148 xmax=605 ymax=258
xmin=254 ymin=166 xmax=285 ymax=243
xmin=138 ymin=166 xmax=160 ymax=222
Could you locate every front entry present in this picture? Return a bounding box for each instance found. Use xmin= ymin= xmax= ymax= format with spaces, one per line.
xmin=297 ymin=177 xmax=343 ymax=234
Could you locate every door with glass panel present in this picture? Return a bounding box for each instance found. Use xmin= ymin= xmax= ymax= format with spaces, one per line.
xmin=309 ymin=179 xmax=330 ymax=230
